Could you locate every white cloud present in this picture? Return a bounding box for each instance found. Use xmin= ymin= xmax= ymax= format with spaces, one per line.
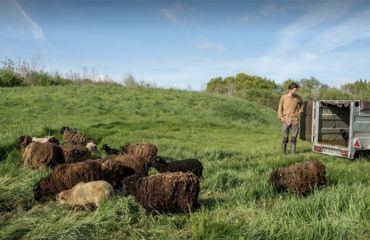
xmin=239 ymin=0 xmax=370 ymax=85
xmin=273 ymin=0 xmax=354 ymax=55
xmin=159 ymin=2 xmax=196 ymax=25
xmin=9 ymin=0 xmax=47 ymax=42
xmin=308 ymin=9 xmax=370 ymax=54
xmin=195 ymin=40 xmax=226 ymax=54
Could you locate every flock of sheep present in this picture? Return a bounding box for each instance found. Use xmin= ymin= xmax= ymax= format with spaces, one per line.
xmin=16 ymin=126 xmax=327 ymax=214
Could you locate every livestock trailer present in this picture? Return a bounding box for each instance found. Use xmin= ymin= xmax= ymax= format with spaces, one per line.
xmin=300 ymin=100 xmax=370 ymax=159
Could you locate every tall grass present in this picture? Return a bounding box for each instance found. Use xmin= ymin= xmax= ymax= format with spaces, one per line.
xmin=0 ymin=85 xmax=369 ymax=239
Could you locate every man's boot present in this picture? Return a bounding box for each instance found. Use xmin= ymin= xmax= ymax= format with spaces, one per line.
xmin=291 ymin=144 xmax=296 ymax=154
xmin=282 ymin=143 xmax=287 ymax=155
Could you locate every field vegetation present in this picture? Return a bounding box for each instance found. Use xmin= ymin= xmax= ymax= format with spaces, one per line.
xmin=0 ymin=85 xmax=369 ymax=239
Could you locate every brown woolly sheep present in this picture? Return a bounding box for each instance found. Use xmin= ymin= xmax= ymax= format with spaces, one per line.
xmin=104 ymin=154 xmax=148 ymax=177
xmin=120 ymin=142 xmax=158 ymax=168
xmin=122 ymin=172 xmax=200 ymax=214
xmin=99 ymin=159 xmax=137 ymax=188
xmin=33 ymin=159 xmax=135 ymax=200
xmin=59 ymin=126 xmax=96 ymax=151
xmin=22 ymin=142 xmax=65 ymax=169
xmin=269 ymin=159 xmax=327 ymax=194
xmin=56 ymin=180 xmax=114 ymax=211
xmin=60 ymin=145 xmax=91 ymax=163
xmin=34 ymin=160 xmax=102 ymax=200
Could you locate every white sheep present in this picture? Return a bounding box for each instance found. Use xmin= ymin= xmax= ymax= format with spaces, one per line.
xmin=56 ymin=180 xmax=113 ymax=211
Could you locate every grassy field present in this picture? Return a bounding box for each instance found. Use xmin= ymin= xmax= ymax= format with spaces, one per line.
xmin=0 ymin=85 xmax=369 ymax=240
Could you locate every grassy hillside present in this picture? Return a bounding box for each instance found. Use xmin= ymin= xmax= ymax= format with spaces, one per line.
xmin=0 ymin=85 xmax=369 ymax=240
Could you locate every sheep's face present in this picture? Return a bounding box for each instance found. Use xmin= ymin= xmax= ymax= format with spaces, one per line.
xmin=119 ymin=145 xmax=129 ymax=154
xmin=69 ymin=149 xmax=82 ymax=161
xmin=33 ymin=183 xmax=43 ymax=200
xmin=59 ymin=126 xmax=71 ymax=134
xmin=56 ymin=192 xmax=67 ymax=205
xmin=270 ymin=170 xmax=285 ymax=184
xmin=149 ymin=156 xmax=165 ymax=168
xmin=17 ymin=136 xmax=32 ymax=149
xmin=122 ymin=174 xmax=141 ymax=196
xmin=48 ymin=137 xmax=60 ymax=145
xmin=101 ymin=144 xmax=109 ymax=151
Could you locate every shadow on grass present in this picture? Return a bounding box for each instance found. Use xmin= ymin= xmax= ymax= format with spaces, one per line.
xmin=90 ymin=121 xmax=126 ymax=129
xmin=198 ymin=196 xmax=226 ymax=211
xmin=0 ymin=143 xmax=16 ymax=162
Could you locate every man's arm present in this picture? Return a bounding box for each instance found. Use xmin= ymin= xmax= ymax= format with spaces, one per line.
xmin=277 ymin=96 xmax=284 ymax=120
xmin=298 ymin=97 xmax=304 ymax=114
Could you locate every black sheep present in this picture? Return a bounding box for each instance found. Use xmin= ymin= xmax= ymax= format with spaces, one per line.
xmin=101 ymin=144 xmax=120 ymax=155
xmin=339 ymin=129 xmax=349 ymax=144
xmin=149 ymin=156 xmax=203 ymax=179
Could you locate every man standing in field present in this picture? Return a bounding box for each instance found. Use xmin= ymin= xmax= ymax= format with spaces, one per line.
xmin=278 ymin=82 xmax=304 ymax=154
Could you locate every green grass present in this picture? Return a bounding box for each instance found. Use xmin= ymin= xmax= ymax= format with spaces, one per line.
xmin=0 ymin=85 xmax=369 ymax=240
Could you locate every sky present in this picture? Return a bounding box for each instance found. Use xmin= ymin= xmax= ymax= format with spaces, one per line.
xmin=1 ymin=0 xmax=370 ymax=90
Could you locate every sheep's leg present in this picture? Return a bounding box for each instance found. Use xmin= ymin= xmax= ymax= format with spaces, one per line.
xmin=178 ymin=201 xmax=190 ymax=214
xmin=193 ymin=201 xmax=200 ymax=209
xmin=144 ymin=208 xmax=152 ymax=215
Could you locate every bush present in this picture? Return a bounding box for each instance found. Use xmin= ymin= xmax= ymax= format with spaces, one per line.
xmin=206 ymin=73 xmax=277 ymax=94
xmin=0 ymin=69 xmax=23 ymax=87
xmin=320 ymin=88 xmax=353 ymax=100
xmin=237 ymin=88 xmax=281 ymax=109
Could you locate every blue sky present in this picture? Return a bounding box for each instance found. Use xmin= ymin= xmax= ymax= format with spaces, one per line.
xmin=1 ymin=0 xmax=370 ymax=90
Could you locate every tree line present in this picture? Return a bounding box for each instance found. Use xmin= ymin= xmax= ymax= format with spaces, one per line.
xmin=205 ymin=73 xmax=370 ymax=109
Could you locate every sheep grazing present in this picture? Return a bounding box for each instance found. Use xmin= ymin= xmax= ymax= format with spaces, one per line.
xmin=22 ymin=142 xmax=65 ymax=169
xmin=149 ymin=156 xmax=203 ymax=179
xmin=33 ymin=159 xmax=135 ymax=200
xmin=101 ymin=144 xmax=120 ymax=155
xmin=60 ymin=145 xmax=91 ymax=163
xmin=56 ymin=180 xmax=114 ymax=211
xmin=34 ymin=160 xmax=101 ymax=200
xmin=122 ymin=172 xmax=200 ymax=214
xmin=120 ymin=142 xmax=158 ymax=168
xmin=59 ymin=126 xmax=96 ymax=151
xmin=104 ymin=154 xmax=148 ymax=177
xmin=269 ymin=159 xmax=327 ymax=194
xmin=17 ymin=136 xmax=59 ymax=152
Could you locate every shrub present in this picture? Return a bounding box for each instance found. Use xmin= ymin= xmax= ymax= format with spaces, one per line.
xmin=206 ymin=73 xmax=277 ymax=95
xmin=0 ymin=69 xmax=23 ymax=87
xmin=237 ymin=88 xmax=281 ymax=109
